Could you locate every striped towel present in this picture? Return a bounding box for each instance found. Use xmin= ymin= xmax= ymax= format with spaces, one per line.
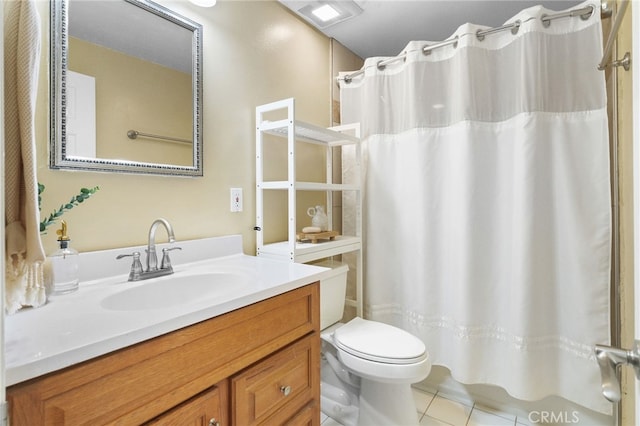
xmin=4 ymin=0 xmax=47 ymax=314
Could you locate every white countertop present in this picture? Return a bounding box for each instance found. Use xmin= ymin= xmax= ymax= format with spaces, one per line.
xmin=5 ymin=235 xmax=331 ymax=386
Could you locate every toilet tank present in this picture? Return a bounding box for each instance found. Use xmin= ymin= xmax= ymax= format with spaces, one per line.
xmin=313 ymin=260 xmax=349 ymax=330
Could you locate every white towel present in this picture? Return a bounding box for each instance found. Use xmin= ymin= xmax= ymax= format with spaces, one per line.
xmin=4 ymin=0 xmax=46 ymax=314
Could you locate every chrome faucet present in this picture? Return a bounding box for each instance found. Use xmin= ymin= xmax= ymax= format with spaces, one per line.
xmin=116 ymin=218 xmax=182 ymax=281
xmin=147 ymin=218 xmax=175 ymax=271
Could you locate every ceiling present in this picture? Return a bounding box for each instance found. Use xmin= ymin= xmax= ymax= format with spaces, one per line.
xmin=279 ymin=0 xmax=585 ymax=59
xmin=69 ymin=1 xmax=194 ymax=73
xmin=68 ymin=0 xmax=590 ymax=71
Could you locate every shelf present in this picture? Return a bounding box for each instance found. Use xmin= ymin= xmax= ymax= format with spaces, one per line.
xmin=259 ymin=120 xmax=359 ymax=146
xmin=257 ymin=236 xmax=361 ymax=264
xmin=256 ymin=98 xmax=363 ymax=317
xmin=259 ymin=181 xmax=360 ymax=191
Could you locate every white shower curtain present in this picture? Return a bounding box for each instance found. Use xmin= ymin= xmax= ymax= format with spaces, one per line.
xmin=340 ymin=1 xmax=611 ymax=414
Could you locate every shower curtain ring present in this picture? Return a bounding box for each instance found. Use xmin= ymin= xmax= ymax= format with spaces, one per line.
xmin=511 ymin=20 xmax=521 ymax=35
xmin=580 ymin=4 xmax=595 ymax=20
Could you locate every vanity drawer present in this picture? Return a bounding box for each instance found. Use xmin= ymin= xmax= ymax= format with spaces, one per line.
xmin=145 ymin=380 xmax=228 ymax=426
xmin=232 ymin=334 xmax=320 ymax=425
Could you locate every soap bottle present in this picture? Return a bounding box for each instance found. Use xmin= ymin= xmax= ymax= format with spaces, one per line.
xmin=50 ymin=220 xmax=79 ymax=294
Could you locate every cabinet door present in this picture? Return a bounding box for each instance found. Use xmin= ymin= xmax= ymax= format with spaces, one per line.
xmin=146 ymin=381 xmax=228 ymax=426
xmin=232 ymin=334 xmax=319 ymax=425
xmin=285 ymin=403 xmax=318 ymax=426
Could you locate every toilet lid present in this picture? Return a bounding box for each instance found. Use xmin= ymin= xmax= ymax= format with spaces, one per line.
xmin=333 ymin=317 xmax=427 ymax=364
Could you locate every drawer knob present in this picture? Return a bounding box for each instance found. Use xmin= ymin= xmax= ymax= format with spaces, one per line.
xmin=280 ymin=385 xmax=292 ymax=396
xmin=209 ymin=418 xmax=220 ymax=426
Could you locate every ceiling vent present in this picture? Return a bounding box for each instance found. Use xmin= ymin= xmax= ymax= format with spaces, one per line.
xmin=280 ymin=1 xmax=364 ymax=29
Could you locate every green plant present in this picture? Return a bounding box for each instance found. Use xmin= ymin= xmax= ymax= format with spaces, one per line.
xmin=38 ymin=184 xmax=100 ymax=233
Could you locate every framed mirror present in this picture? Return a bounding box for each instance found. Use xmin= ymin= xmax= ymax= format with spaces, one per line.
xmin=50 ymin=0 xmax=203 ymax=176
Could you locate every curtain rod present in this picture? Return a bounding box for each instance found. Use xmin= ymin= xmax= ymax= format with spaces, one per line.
xmin=341 ymin=4 xmax=604 ymax=84
xmin=127 ymin=130 xmax=192 ymax=145
xmin=598 ymin=0 xmax=629 ymax=71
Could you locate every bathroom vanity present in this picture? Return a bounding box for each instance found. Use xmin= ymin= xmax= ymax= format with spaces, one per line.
xmin=5 ymin=236 xmax=327 ymax=425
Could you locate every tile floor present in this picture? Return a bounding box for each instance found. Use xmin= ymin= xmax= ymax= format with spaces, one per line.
xmin=320 ymin=387 xmax=530 ymax=426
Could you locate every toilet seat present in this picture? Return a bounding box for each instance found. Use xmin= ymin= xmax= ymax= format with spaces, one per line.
xmin=333 ymin=317 xmax=427 ymax=364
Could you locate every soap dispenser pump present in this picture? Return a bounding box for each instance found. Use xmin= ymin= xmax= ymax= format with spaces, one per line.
xmin=50 ymin=220 xmax=79 ymax=294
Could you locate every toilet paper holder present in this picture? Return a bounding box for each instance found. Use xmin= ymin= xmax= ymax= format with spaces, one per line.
xmin=594 ymin=340 xmax=640 ymax=402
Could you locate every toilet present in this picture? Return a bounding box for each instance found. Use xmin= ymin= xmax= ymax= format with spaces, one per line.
xmin=317 ymin=260 xmax=431 ymax=426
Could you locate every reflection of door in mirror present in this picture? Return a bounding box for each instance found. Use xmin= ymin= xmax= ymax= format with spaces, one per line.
xmin=66 ymin=70 xmax=96 ymax=158
xmin=68 ymin=0 xmax=193 ymax=167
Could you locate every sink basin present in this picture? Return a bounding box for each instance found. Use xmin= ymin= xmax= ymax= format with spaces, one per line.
xmin=101 ymin=272 xmax=252 ymax=311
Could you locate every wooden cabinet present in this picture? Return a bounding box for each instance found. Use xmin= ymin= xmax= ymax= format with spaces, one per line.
xmin=232 ymin=334 xmax=318 ymax=425
xmin=282 ymin=403 xmax=316 ymax=426
xmin=7 ymin=283 xmax=320 ymax=425
xmin=146 ymin=383 xmax=228 ymax=426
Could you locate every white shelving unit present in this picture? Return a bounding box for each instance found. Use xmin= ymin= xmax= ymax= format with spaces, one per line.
xmin=255 ymin=98 xmax=363 ymax=316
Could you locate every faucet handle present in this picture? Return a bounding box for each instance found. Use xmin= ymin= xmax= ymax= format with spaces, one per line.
xmin=161 ymin=247 xmax=182 ymax=270
xmin=116 ymin=252 xmax=143 ymax=281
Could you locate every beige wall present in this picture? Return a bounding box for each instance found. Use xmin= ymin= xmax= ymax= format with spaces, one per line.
xmin=36 ymin=1 xmax=361 ymax=256
xmin=69 ymin=37 xmax=192 ymax=165
xmin=616 ymin=1 xmax=635 ymax=424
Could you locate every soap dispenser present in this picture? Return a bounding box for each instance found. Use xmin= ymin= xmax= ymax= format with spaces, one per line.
xmin=50 ymin=220 xmax=79 ymax=294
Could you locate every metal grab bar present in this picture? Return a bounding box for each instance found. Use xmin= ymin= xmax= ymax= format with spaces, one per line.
xmin=598 ymin=1 xmax=630 ymax=71
xmin=594 ymin=341 xmax=640 ymax=402
xmin=127 ymin=129 xmax=192 ymax=145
